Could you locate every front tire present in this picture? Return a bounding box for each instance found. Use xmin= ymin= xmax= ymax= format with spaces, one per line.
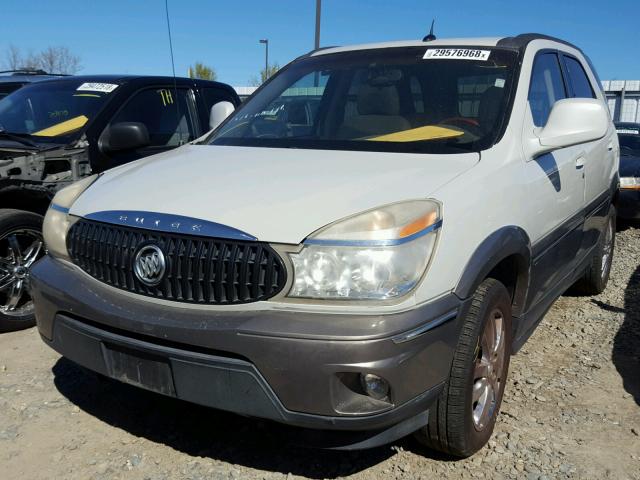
xmin=0 ymin=209 xmax=45 ymax=332
xmin=415 ymin=278 xmax=512 ymax=457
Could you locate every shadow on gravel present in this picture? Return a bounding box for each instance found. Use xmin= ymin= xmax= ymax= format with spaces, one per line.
xmin=596 ymin=261 xmax=640 ymax=406
xmin=52 ymin=358 xmax=408 ymax=478
xmin=613 ymin=262 xmax=640 ymax=406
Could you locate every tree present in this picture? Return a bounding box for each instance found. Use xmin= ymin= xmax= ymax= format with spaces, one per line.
xmin=5 ymin=45 xmax=23 ymax=70
xmin=38 ymin=46 xmax=81 ymax=75
xmin=3 ymin=45 xmax=81 ymax=74
xmin=188 ymin=62 xmax=217 ymax=81
xmin=249 ymin=63 xmax=280 ymax=86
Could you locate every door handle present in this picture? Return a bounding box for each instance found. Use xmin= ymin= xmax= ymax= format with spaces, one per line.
xmin=575 ymin=157 xmax=585 ymax=169
xmin=607 ymin=143 xmax=614 ymax=151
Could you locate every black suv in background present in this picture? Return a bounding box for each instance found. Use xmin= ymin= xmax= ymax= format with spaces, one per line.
xmin=0 ymin=75 xmax=240 ymax=331
xmin=0 ymin=69 xmax=65 ymax=100
xmin=615 ymin=122 xmax=640 ymax=219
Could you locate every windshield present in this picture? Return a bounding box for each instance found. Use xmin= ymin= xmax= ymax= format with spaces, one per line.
xmin=210 ymin=46 xmax=519 ymax=154
xmin=0 ymin=80 xmax=117 ymax=143
xmin=619 ymin=134 xmax=640 ymax=156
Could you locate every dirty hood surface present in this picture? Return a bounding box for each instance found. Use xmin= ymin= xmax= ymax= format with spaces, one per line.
xmin=70 ymin=145 xmax=478 ymax=244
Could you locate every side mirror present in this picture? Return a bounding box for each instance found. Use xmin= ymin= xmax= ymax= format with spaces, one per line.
xmin=528 ymin=98 xmax=609 ymax=157
xmin=100 ymin=122 xmax=150 ymax=153
xmin=209 ymin=101 xmax=235 ymax=131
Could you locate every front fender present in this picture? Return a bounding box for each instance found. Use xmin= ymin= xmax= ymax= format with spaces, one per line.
xmin=453 ymin=226 xmax=531 ymax=317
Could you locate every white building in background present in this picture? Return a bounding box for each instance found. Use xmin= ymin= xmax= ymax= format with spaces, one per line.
xmin=234 ymin=80 xmax=640 ymax=124
xmin=234 ymin=86 xmax=258 ymax=100
xmin=603 ymin=80 xmax=640 ymax=123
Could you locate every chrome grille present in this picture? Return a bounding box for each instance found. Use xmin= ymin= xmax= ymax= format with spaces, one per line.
xmin=66 ymin=219 xmax=287 ymax=304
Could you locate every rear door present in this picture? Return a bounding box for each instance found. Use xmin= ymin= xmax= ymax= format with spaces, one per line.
xmin=560 ymin=53 xmax=615 ymax=203
xmin=560 ymin=53 xmax=616 ymax=257
xmin=523 ymin=51 xmax=586 ymax=308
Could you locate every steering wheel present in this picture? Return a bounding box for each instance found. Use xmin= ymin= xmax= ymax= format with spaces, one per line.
xmin=250 ymin=121 xmax=288 ymax=139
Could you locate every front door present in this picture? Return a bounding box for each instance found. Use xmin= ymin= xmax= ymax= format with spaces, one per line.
xmin=523 ymin=51 xmax=586 ymax=309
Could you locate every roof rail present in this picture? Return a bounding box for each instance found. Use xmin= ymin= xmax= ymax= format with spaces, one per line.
xmin=0 ymin=69 xmax=69 ymax=77
xmin=497 ymin=33 xmax=581 ymax=52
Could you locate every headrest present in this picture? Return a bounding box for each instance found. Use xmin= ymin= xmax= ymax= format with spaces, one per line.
xmin=357 ymin=84 xmax=401 ymax=116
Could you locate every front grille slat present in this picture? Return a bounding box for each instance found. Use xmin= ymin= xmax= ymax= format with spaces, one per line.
xmin=67 ymin=219 xmax=287 ymax=305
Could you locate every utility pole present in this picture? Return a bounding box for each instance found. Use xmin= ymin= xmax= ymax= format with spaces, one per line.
xmin=314 ymin=0 xmax=321 ymax=50
xmin=259 ymin=39 xmax=269 ymax=81
xmin=313 ymin=0 xmax=321 ymax=86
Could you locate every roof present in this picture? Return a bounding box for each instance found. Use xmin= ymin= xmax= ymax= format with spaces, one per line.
xmin=0 ymin=74 xmax=61 ymax=84
xmin=8 ymin=74 xmax=238 ymax=97
xmin=312 ymin=37 xmax=503 ymax=56
xmin=29 ymin=74 xmax=228 ymax=87
xmin=310 ymin=33 xmax=578 ymax=57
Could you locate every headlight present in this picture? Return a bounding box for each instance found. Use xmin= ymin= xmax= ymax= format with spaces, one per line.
xmin=620 ymin=177 xmax=640 ymax=189
xmin=43 ymin=175 xmax=99 ymax=259
xmin=288 ymin=200 xmax=441 ymax=300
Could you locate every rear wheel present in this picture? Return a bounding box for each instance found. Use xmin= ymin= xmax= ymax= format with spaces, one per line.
xmin=0 ymin=210 xmax=45 ymax=332
xmin=573 ymin=205 xmax=615 ymax=295
xmin=415 ymin=278 xmax=512 ymax=457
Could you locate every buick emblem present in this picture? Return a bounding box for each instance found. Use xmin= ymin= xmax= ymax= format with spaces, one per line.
xmin=133 ymin=244 xmax=166 ymax=286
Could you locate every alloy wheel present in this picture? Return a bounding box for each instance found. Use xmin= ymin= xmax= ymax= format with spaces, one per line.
xmin=0 ymin=228 xmax=44 ymax=317
xmin=471 ymin=308 xmax=506 ymax=431
xmin=601 ymin=216 xmax=614 ymax=279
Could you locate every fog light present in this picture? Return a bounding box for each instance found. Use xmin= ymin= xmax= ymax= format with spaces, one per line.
xmin=360 ymin=373 xmax=390 ymax=400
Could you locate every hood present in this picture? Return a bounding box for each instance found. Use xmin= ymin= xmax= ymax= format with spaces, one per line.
xmin=620 ymin=152 xmax=640 ymax=178
xmin=70 ymin=145 xmax=478 ymax=244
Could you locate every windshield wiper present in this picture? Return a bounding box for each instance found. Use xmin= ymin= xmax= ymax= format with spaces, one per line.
xmin=0 ymin=129 xmax=39 ymax=148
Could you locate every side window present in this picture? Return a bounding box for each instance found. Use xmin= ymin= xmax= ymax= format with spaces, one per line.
xmin=528 ymin=53 xmax=567 ymax=127
xmin=563 ymin=56 xmax=595 ymax=99
xmin=110 ymin=88 xmax=197 ymax=147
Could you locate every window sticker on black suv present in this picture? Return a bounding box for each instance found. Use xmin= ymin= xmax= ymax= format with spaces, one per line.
xmin=76 ymin=82 xmax=119 ymax=93
xmin=423 ymin=49 xmax=490 ymax=61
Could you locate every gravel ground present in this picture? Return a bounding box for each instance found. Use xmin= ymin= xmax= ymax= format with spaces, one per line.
xmin=1 ymin=226 xmax=639 ymax=480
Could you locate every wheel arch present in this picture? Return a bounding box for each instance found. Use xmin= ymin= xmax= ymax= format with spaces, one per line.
xmin=0 ymin=189 xmax=50 ymax=217
xmin=453 ymin=226 xmax=531 ymax=317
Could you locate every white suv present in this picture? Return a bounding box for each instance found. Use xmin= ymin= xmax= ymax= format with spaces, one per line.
xmin=31 ymin=34 xmax=618 ymax=457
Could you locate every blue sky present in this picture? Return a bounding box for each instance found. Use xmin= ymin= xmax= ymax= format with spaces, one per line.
xmin=2 ymin=0 xmax=639 ymax=85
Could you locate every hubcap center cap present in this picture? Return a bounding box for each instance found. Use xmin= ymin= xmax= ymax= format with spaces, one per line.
xmin=13 ymin=265 xmax=27 ymax=279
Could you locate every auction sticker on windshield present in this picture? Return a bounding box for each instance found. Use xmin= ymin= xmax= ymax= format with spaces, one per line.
xmin=76 ymin=82 xmax=119 ymax=93
xmin=423 ymin=49 xmax=490 ymax=60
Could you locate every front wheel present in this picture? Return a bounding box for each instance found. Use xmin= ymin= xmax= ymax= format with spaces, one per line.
xmin=0 ymin=210 xmax=45 ymax=332
xmin=415 ymin=278 xmax=512 ymax=457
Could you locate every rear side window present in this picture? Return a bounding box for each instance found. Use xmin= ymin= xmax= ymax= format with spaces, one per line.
xmin=110 ymin=88 xmax=197 ymax=147
xmin=528 ymin=53 xmax=567 ymax=127
xmin=563 ymin=56 xmax=595 ymax=99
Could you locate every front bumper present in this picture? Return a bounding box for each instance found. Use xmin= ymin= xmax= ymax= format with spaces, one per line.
xmin=31 ymin=256 xmax=465 ymax=445
xmin=618 ymin=189 xmax=640 ymax=219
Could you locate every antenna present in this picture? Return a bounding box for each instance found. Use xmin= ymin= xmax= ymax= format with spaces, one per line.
xmin=164 ymin=0 xmax=183 ymax=142
xmin=423 ymin=20 xmax=436 ymax=42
